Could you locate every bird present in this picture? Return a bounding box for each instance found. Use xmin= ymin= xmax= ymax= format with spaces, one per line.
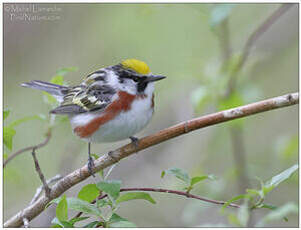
xmin=21 ymin=59 xmax=166 ymax=176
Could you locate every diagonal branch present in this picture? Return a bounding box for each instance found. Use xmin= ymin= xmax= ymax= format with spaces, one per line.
xmin=239 ymin=3 xmax=293 ymax=70
xmin=31 ymin=148 xmax=51 ymax=198
xmin=4 ymin=92 xmax=298 ymax=227
xmin=227 ymin=4 xmax=294 ymax=93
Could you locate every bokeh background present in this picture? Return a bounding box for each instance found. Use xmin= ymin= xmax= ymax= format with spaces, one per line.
xmin=3 ymin=3 xmax=298 ymax=227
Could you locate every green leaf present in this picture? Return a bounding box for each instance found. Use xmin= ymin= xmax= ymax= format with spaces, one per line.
xmin=96 ymin=199 xmax=110 ymax=208
xmin=3 ymin=126 xmax=16 ymax=150
xmin=50 ymin=75 xmax=64 ymax=85
xmin=109 ymin=213 xmax=127 ymax=223
xmin=246 ymin=189 xmax=260 ymax=197
xmin=55 ymin=67 xmax=78 ymax=76
xmin=68 ymin=216 xmax=89 ymax=225
xmin=256 ymin=202 xmax=298 ymax=227
xmin=190 ymin=174 xmax=216 ymax=186
xmin=108 ymin=214 xmax=136 ymax=227
xmin=83 ymin=221 xmax=100 ymax=228
xmin=4 ymin=109 xmax=10 ymax=120
xmin=51 ymin=217 xmax=73 ymax=228
xmin=210 ymin=4 xmax=236 ymax=27
xmin=116 ymin=192 xmax=156 ymax=204
xmin=67 ymin=197 xmax=102 ymax=217
xmin=97 ymin=180 xmax=121 ymax=200
xmin=60 ymin=221 xmax=73 ymax=228
xmin=3 ymin=152 xmax=8 ymax=160
xmin=259 ymin=203 xmax=278 ymax=210
xmin=161 ymin=168 xmax=190 ymax=185
xmin=263 ymin=164 xmax=298 ymax=195
xmin=78 ymin=184 xmax=99 ymax=203
xmin=56 ymin=195 xmax=68 ymax=222
xmin=221 ymin=194 xmax=247 ymax=211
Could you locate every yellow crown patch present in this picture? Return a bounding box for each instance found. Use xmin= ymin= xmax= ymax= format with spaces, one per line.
xmin=121 ymin=59 xmax=150 ymax=75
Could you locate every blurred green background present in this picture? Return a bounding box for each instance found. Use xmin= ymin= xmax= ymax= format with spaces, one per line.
xmin=3 ymin=3 xmax=298 ymax=227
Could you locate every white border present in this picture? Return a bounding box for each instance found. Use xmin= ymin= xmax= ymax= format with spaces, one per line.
xmin=1 ymin=1 xmax=299 ymax=229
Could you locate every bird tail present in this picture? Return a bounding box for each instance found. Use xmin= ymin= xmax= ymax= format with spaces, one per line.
xmin=21 ymin=80 xmax=68 ymax=96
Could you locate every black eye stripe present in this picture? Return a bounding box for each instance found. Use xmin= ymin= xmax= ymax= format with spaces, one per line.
xmin=118 ymin=72 xmax=143 ymax=82
xmin=113 ymin=65 xmax=147 ymax=82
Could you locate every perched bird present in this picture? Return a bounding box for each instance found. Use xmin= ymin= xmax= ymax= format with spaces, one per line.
xmin=21 ymin=59 xmax=166 ymax=176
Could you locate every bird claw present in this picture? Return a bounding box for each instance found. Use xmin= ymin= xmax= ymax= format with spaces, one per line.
xmin=87 ymin=156 xmax=95 ymax=177
xmin=129 ymin=136 xmax=139 ymax=148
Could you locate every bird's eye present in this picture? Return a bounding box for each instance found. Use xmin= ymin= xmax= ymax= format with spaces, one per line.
xmin=132 ymin=77 xmax=139 ymax=82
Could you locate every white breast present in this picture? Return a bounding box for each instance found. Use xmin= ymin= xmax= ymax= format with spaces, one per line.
xmin=87 ymin=95 xmax=153 ymax=143
xmin=70 ymin=83 xmax=155 ymax=143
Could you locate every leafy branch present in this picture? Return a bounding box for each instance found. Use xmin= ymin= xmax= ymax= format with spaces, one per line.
xmin=4 ymin=91 xmax=298 ymax=227
xmin=51 ymin=164 xmax=298 ymax=227
xmin=70 ymin=186 xmax=240 ymax=226
xmin=103 ymin=187 xmax=240 ymax=207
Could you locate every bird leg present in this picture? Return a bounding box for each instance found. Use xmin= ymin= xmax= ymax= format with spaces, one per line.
xmin=87 ymin=142 xmax=95 ymax=177
xmin=129 ymin=136 xmax=139 ymax=148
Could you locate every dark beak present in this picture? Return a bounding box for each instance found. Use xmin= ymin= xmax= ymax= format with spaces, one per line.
xmin=145 ymin=75 xmax=166 ymax=82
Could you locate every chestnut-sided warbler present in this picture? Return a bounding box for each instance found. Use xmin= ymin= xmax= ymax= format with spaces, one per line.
xmin=21 ymin=59 xmax=166 ymax=176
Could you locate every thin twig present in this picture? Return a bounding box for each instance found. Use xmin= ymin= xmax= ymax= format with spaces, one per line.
xmin=30 ymin=174 xmax=63 ymax=205
xmin=4 ymin=92 xmax=299 ymax=227
xmin=228 ymin=4 xmax=293 ymax=93
xmin=240 ymin=3 xmax=293 ymax=70
xmin=31 ymin=148 xmax=51 ymax=198
xmin=3 ymin=129 xmax=51 ymax=167
xmin=74 ymin=187 xmax=240 ymax=219
xmin=123 ymin=188 xmax=240 ymax=207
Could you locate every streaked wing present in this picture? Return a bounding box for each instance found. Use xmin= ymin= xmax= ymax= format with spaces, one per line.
xmin=50 ymin=72 xmax=116 ymax=114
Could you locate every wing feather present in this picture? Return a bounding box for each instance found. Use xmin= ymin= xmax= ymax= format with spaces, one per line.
xmin=51 ymin=73 xmax=116 ymax=115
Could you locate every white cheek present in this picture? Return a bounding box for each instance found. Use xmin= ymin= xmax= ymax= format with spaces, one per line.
xmin=120 ymin=80 xmax=137 ymax=95
xmin=145 ymin=82 xmax=155 ymax=96
xmin=107 ymin=71 xmax=136 ymax=95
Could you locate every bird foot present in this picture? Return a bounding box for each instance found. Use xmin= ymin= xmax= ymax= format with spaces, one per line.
xmin=87 ymin=156 xmax=95 ymax=177
xmin=129 ymin=136 xmax=139 ymax=148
